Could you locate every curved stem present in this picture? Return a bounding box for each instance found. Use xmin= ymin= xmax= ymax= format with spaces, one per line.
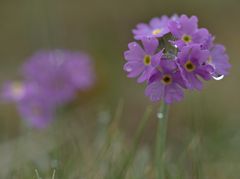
xmin=155 ymin=102 xmax=169 ymax=179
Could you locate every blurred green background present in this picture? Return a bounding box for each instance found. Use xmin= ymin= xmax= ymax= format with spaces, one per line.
xmin=0 ymin=0 xmax=240 ymax=178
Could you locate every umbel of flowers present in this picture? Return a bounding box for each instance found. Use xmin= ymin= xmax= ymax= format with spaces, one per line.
xmin=1 ymin=50 xmax=95 ymax=128
xmin=123 ymin=14 xmax=231 ymax=104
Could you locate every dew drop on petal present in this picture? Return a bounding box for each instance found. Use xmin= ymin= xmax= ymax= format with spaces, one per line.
xmin=125 ymin=66 xmax=132 ymax=72
xmin=212 ymin=74 xmax=224 ymax=81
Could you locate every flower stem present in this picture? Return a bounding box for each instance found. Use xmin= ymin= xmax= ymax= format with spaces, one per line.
xmin=155 ymin=102 xmax=169 ymax=179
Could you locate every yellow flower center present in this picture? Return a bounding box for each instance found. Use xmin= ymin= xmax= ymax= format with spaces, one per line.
xmin=152 ymin=28 xmax=162 ymax=35
xmin=182 ymin=35 xmax=192 ymax=43
xmin=184 ymin=60 xmax=196 ymax=72
xmin=143 ymin=55 xmax=151 ymax=66
xmin=161 ymin=74 xmax=172 ymax=85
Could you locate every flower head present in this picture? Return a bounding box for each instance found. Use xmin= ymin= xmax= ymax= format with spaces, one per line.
xmin=124 ymin=14 xmax=231 ymax=103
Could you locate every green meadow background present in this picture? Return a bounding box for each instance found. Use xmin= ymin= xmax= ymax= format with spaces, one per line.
xmin=0 ymin=0 xmax=239 ymax=178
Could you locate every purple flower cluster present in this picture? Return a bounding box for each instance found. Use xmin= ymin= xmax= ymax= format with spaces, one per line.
xmin=124 ymin=14 xmax=231 ymax=104
xmin=1 ymin=50 xmax=95 ymax=128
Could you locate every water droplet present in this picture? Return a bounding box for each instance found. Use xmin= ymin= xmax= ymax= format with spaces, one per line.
xmin=157 ymin=112 xmax=164 ymax=119
xmin=212 ymin=74 xmax=224 ymax=81
xmin=125 ymin=66 xmax=132 ymax=72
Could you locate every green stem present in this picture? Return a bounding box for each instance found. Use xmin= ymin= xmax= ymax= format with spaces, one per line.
xmin=156 ymin=102 xmax=169 ymax=179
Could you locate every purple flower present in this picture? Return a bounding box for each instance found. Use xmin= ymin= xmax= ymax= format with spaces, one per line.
xmin=124 ymin=37 xmax=163 ymax=83
xmin=168 ymin=15 xmax=210 ymax=49
xmin=22 ymin=49 xmax=95 ymax=105
xmin=1 ymin=49 xmax=95 ymax=128
xmin=124 ymin=14 xmax=231 ymax=104
xmin=17 ymin=86 xmax=55 ymax=128
xmin=208 ymin=44 xmax=231 ymax=76
xmin=133 ymin=16 xmax=171 ymax=40
xmin=145 ymin=60 xmax=185 ymax=104
xmin=1 ymin=82 xmax=54 ymax=128
xmin=177 ymin=44 xmax=214 ymax=90
xmin=64 ymin=52 xmax=95 ymax=90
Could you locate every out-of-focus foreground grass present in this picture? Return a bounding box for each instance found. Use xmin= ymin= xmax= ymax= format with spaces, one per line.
xmin=0 ymin=0 xmax=240 ymax=178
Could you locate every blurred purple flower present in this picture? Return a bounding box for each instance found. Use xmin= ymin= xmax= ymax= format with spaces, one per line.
xmin=1 ymin=49 xmax=95 ymax=128
xmin=1 ymin=81 xmax=54 ymax=128
xmin=64 ymin=52 xmax=95 ymax=90
xmin=1 ymin=81 xmax=27 ymax=102
xmin=124 ymin=37 xmax=163 ymax=83
xmin=22 ymin=49 xmax=95 ymax=105
xmin=17 ymin=83 xmax=55 ymax=128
